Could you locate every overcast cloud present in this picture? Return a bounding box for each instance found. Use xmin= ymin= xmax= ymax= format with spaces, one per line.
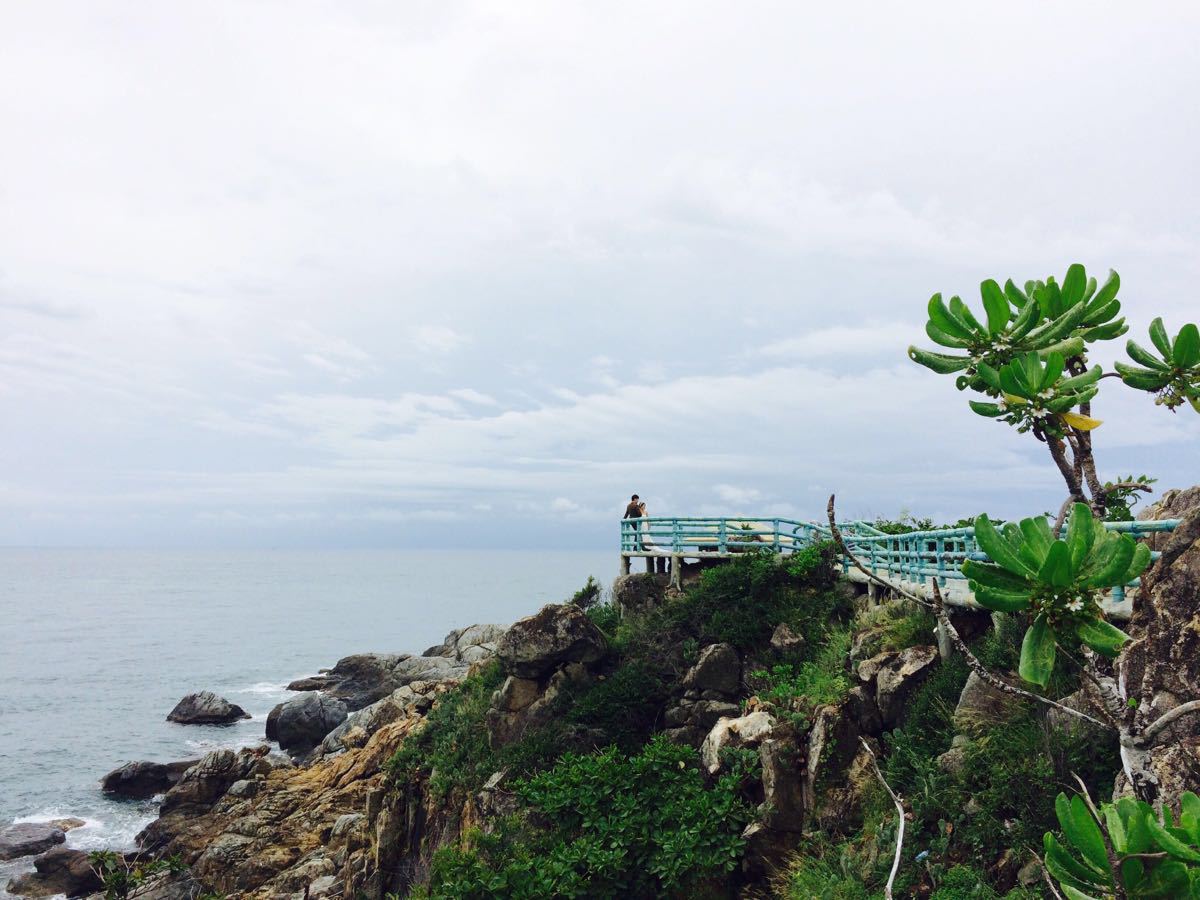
xmin=2 ymin=2 xmax=1198 ymax=548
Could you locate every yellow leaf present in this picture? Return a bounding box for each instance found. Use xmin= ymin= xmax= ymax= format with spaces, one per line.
xmin=1061 ymin=411 xmax=1103 ymax=431
xmin=1002 ymin=393 xmax=1028 ymax=407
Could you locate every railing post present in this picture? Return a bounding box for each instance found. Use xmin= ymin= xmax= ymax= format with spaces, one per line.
xmin=773 ymin=519 xmax=780 ymax=552
xmin=673 ymin=520 xmax=681 ymax=553
xmin=936 ymin=535 xmax=946 ymax=587
xmin=718 ymin=520 xmax=727 ymax=554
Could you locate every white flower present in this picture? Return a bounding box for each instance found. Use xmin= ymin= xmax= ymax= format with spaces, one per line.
xmin=1066 ymin=598 xmax=1084 ymax=612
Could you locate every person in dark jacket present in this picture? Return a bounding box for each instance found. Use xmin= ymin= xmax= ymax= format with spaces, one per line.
xmin=624 ymin=494 xmax=643 ymax=550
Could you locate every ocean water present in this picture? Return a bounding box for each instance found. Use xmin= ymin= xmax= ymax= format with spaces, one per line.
xmin=0 ymin=548 xmax=613 ymax=890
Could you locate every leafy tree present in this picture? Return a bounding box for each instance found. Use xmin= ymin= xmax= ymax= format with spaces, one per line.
xmin=909 ymin=264 xmax=1199 ymax=525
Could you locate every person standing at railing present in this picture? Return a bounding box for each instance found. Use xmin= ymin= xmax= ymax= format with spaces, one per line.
xmin=624 ymin=494 xmax=644 ymax=550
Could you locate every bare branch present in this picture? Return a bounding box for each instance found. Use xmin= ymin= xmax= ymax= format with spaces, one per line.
xmin=1139 ymin=699 xmax=1200 ymax=743
xmin=860 ymin=737 xmax=904 ymax=900
xmin=825 ymin=495 xmax=934 ymax=610
xmin=1038 ymin=855 xmax=1066 ymax=900
xmin=929 ymin=581 xmax=1115 ymax=731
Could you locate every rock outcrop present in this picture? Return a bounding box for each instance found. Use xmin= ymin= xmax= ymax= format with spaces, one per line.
xmin=272 ymin=692 xmax=348 ymax=757
xmin=4 ymin=847 xmax=102 ymax=897
xmin=700 ymin=711 xmax=776 ymax=774
xmin=856 ymin=645 xmax=938 ymax=727
xmin=101 ymin=759 xmax=200 ymax=799
xmin=495 ymin=604 xmax=607 ymax=679
xmin=166 ymin=691 xmax=250 ymax=725
xmin=0 ymin=823 xmax=65 ymax=861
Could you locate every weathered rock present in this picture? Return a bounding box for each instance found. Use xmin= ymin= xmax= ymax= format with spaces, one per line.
xmin=45 ymin=818 xmax=85 ymax=833
xmin=770 ymin=623 xmax=805 ymax=652
xmin=0 ymin=822 xmax=65 ymax=861
xmin=611 ymin=573 xmax=666 ymax=616
xmin=759 ymin=726 xmax=805 ymax=832
xmin=4 ymin=847 xmax=101 ymax=897
xmin=273 ymin=692 xmax=348 ymax=756
xmin=953 ymin=671 xmax=1028 ymax=737
xmin=166 ymin=691 xmax=249 ymax=725
xmin=496 ymin=604 xmax=608 ymax=679
xmin=1118 ymin=486 xmax=1200 ymax=806
xmin=311 ymin=653 xmax=407 ymax=711
xmin=391 ymin=655 xmax=468 ymax=685
xmin=682 ymin=643 xmax=741 ymax=697
xmin=858 ymin=645 xmax=939 ymax=727
xmin=700 ymin=712 xmax=776 ymax=774
xmin=493 ymin=676 xmax=541 ymax=713
xmin=843 ymin=686 xmax=883 ymax=736
xmin=101 ymin=759 xmax=199 ymax=799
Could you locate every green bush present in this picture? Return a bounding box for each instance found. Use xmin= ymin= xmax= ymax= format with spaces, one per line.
xmin=424 ymin=737 xmax=754 ymax=899
xmin=586 ymin=601 xmax=620 ymax=635
xmin=748 ymin=626 xmax=853 ymax=727
xmin=564 ymin=659 xmax=671 ymax=750
xmin=386 ymin=661 xmax=504 ymax=798
xmin=570 ymin=575 xmax=602 ymax=610
xmin=658 ymin=545 xmax=842 ymax=653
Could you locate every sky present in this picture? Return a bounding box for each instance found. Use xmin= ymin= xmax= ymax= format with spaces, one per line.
xmin=1 ymin=2 xmax=1198 ymax=548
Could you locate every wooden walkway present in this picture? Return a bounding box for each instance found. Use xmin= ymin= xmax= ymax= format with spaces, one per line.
xmin=620 ymin=516 xmax=1180 ymax=619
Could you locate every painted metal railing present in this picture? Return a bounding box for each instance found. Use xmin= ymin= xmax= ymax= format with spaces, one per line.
xmin=620 ymin=515 xmax=1181 ymax=602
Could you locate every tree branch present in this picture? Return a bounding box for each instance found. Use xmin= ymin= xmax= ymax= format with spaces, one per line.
xmin=860 ymin=738 xmax=904 ymax=900
xmin=928 ymin=580 xmax=1115 ymax=731
xmin=825 ymin=495 xmax=934 ymax=609
xmin=1139 ymin=700 xmax=1200 ymax=743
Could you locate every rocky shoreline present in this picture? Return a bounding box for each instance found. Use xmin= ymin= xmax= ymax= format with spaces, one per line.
xmin=3 ymin=623 xmax=511 ymax=898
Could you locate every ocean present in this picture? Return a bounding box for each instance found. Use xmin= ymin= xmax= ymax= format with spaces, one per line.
xmin=0 ymin=547 xmax=613 ymax=891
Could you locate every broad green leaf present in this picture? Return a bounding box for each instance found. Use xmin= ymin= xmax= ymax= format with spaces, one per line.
xmin=1065 ymin=794 xmax=1111 ymax=873
xmin=1038 ymin=541 xmax=1075 ymax=589
xmin=1004 ymin=278 xmax=1030 ymax=307
xmin=1089 ymin=269 xmax=1120 ymax=312
xmin=1140 ymin=859 xmax=1190 ymax=897
xmin=1000 ymin=364 xmax=1032 ymax=399
xmin=1020 ymin=615 xmax=1057 ymax=687
xmin=1118 ymin=856 xmax=1144 ymax=889
xmin=1174 ymin=323 xmax=1200 ymax=369
xmin=980 ymin=279 xmax=1010 ymax=335
xmin=1059 ymin=886 xmax=1102 ymax=900
xmin=962 ymin=559 xmax=1033 ymax=593
xmin=1150 ymin=317 xmax=1173 ymax=359
xmin=1022 ymin=352 xmax=1045 ymax=395
xmin=1083 ymin=535 xmax=1136 ymax=589
xmin=925 ymin=322 xmax=971 ymax=349
xmin=909 ymin=347 xmax=972 ymax=374
xmin=950 ymin=296 xmax=987 ymax=335
xmin=1041 ymin=352 xmax=1066 ymax=390
xmin=1127 ymin=339 xmax=1171 ymax=371
xmin=1181 ymin=793 xmax=1200 ymax=843
xmin=968 ymin=400 xmax=1005 ymax=418
xmin=1103 ymin=805 xmax=1126 ymax=853
xmin=1124 ymin=541 xmax=1152 ymax=583
xmin=1066 ymin=503 xmax=1097 ymax=568
xmin=976 ymin=362 xmax=1003 ymax=391
xmin=973 ymin=514 xmax=1036 ymax=577
xmin=1074 ymin=619 xmax=1130 ymax=659
xmin=971 ymin=584 xmax=1033 ymax=612
xmin=1117 ymin=798 xmax=1153 ymax=855
xmin=1043 ymin=832 xmax=1109 ymax=892
xmin=927 ymin=293 xmax=976 ymax=341
xmin=1020 ymin=517 xmax=1054 ymax=567
xmin=1148 ymin=817 xmax=1200 ymax=863
xmin=1062 ymin=263 xmax=1087 ymax=306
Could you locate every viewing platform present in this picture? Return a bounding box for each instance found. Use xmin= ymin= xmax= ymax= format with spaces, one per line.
xmin=620 ymin=515 xmax=1180 ymax=619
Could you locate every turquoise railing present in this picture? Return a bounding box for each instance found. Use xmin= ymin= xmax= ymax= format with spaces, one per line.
xmin=619 ymin=515 xmax=1180 ymax=600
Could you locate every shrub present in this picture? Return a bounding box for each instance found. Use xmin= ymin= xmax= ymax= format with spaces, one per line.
xmin=570 ymin=575 xmax=602 ymax=610
xmin=564 ymin=659 xmax=671 ymax=750
xmin=423 ymin=737 xmax=755 ymax=899
xmin=586 ymin=600 xmax=620 ymax=635
xmin=386 ymin=661 xmax=504 ymax=798
xmin=748 ymin=626 xmax=853 ymax=726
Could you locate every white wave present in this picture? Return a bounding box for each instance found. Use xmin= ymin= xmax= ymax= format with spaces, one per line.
xmin=14 ymin=807 xmax=154 ymax=852
xmin=183 ymin=734 xmax=266 ymax=754
xmin=230 ymin=681 xmax=292 ymax=695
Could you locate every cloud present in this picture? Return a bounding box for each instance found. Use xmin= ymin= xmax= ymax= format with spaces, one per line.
xmin=413 ymin=326 xmax=470 ymax=354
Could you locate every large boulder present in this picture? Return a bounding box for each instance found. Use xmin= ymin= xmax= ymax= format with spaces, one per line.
xmin=611 ymin=573 xmax=666 ymax=616
xmin=700 ymin=712 xmax=776 ymax=774
xmin=291 ymin=653 xmax=406 ymax=711
xmin=857 ymin=645 xmax=939 ymax=727
xmin=4 ymin=847 xmax=101 ymax=897
xmin=682 ymin=643 xmax=741 ymax=697
xmin=424 ymin=624 xmax=508 ymax=663
xmin=166 ymin=691 xmax=249 ymax=725
xmin=0 ymin=822 xmax=64 ymax=861
xmin=496 ymin=604 xmax=608 ymax=679
xmin=101 ymin=759 xmax=199 ymax=799
xmin=272 ymin=692 xmax=348 ymax=756
xmin=953 ymin=671 xmax=1029 ymax=737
